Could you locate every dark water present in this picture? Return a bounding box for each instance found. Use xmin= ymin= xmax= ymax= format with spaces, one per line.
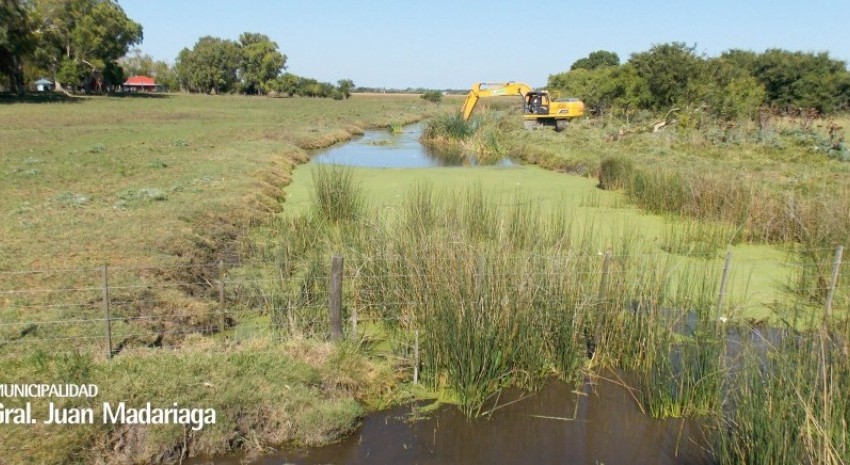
xmin=311 ymin=123 xmax=514 ymax=168
xmin=193 ymin=379 xmax=712 ymax=465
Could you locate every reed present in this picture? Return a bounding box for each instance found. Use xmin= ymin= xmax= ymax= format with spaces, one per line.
xmin=244 ymin=168 xmax=741 ymax=417
xmin=309 ymin=163 xmax=366 ymax=224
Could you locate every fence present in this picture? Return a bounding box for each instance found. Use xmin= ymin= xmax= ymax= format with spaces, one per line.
xmin=0 ymin=246 xmax=845 ymax=361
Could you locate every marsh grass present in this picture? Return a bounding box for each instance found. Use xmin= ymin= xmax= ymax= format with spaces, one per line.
xmin=244 ymin=168 xmax=744 ymax=417
xmin=420 ymin=112 xmax=514 ymax=164
xmin=714 ymin=323 xmax=850 ymax=465
xmin=661 ymin=219 xmax=741 ymax=259
xmin=226 ymin=166 xmax=850 ymax=463
xmin=310 ymin=164 xmax=366 ymax=223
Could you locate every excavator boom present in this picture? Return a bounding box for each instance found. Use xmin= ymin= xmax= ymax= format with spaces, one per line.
xmin=460 ymin=81 xmax=584 ymax=130
xmin=461 ymin=82 xmax=533 ymax=121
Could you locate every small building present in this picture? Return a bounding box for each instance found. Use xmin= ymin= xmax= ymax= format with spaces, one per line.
xmin=35 ymin=78 xmax=53 ymax=92
xmin=123 ymin=75 xmax=157 ymax=93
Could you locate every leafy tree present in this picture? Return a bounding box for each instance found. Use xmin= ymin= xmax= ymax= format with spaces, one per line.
xmin=699 ymin=57 xmax=765 ymax=119
xmin=749 ymin=49 xmax=850 ymax=112
xmin=548 ymin=64 xmax=649 ymax=116
xmin=176 ymin=36 xmax=240 ymax=94
xmin=119 ymin=47 xmax=155 ymax=76
xmin=337 ymin=78 xmax=354 ymax=99
xmin=32 ymin=0 xmax=142 ymax=91
xmin=238 ymin=32 xmax=285 ymax=95
xmin=273 ymin=72 xmax=300 ymax=97
xmin=0 ymin=0 xmax=36 ymax=92
xmin=151 ymin=60 xmax=177 ymax=91
xmin=629 ymin=42 xmax=704 ymax=109
xmin=571 ymin=50 xmax=620 ymax=71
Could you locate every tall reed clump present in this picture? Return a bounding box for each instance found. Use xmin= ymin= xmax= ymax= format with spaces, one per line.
xmin=714 ymin=324 xmax=850 ymax=465
xmin=598 ymin=156 xmax=634 ymax=191
xmin=245 ymin=168 xmax=749 ymax=419
xmin=421 ymin=113 xmax=477 ymax=144
xmin=310 ymin=163 xmax=365 ymax=223
xmin=420 ymin=113 xmax=513 ymax=164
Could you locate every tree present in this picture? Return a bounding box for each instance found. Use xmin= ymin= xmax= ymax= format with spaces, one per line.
xmin=119 ymin=47 xmax=155 ymax=77
xmin=571 ymin=50 xmax=620 ymax=71
xmin=151 ymin=60 xmax=177 ymax=92
xmin=337 ymin=79 xmax=354 ymax=99
xmin=628 ymin=42 xmax=704 ymax=109
xmin=749 ymin=49 xmax=850 ymax=112
xmin=548 ymin=64 xmax=650 ymax=116
xmin=237 ymin=32 xmax=285 ymax=95
xmin=32 ymin=0 xmax=142 ymax=91
xmin=0 ymin=0 xmax=36 ymax=92
xmin=176 ymin=36 xmax=240 ymax=94
xmin=272 ymin=72 xmax=300 ymax=97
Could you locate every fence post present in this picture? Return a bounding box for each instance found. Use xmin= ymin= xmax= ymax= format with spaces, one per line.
xmin=218 ymin=260 xmax=226 ymax=333
xmin=824 ymin=245 xmax=844 ymax=326
xmin=717 ymin=250 xmax=733 ymax=320
xmin=329 ymin=255 xmax=344 ymax=341
xmin=351 ymin=306 xmax=358 ymax=338
xmin=598 ymin=249 xmax=613 ymax=304
xmin=413 ymin=330 xmax=420 ymax=384
xmin=102 ymin=264 xmax=113 ymax=359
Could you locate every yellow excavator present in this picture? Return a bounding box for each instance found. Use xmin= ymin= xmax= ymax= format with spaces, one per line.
xmin=461 ymin=82 xmax=584 ymax=130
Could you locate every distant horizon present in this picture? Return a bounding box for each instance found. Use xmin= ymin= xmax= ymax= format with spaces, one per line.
xmin=120 ymin=0 xmax=850 ymax=89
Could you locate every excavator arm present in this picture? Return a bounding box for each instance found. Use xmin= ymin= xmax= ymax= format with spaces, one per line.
xmin=461 ymin=82 xmax=533 ymax=121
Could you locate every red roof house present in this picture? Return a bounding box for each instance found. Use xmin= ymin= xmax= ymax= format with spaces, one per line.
xmin=123 ymin=75 xmax=157 ymax=92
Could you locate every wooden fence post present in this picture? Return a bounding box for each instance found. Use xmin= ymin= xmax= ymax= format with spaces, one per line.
xmin=414 ymin=330 xmax=420 ymax=384
xmin=329 ymin=255 xmax=344 ymax=341
xmin=598 ymin=249 xmax=613 ymax=304
xmin=102 ymin=264 xmax=113 ymax=359
xmin=824 ymin=245 xmax=844 ymax=327
xmin=218 ymin=260 xmax=227 ymax=333
xmin=717 ymin=250 xmax=733 ymax=320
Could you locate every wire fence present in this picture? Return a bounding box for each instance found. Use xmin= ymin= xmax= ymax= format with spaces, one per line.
xmin=0 ymin=245 xmax=845 ymax=359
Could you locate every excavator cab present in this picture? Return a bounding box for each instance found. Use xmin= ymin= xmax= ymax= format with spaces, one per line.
xmin=525 ymin=92 xmax=550 ymax=115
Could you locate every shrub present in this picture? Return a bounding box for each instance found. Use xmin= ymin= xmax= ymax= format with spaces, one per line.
xmin=598 ymin=156 xmax=634 ymax=190
xmin=420 ymin=91 xmax=443 ymax=104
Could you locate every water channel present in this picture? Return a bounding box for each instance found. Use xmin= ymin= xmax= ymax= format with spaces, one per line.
xmin=311 ymin=122 xmax=514 ymax=168
xmin=188 ymin=124 xmax=729 ymax=465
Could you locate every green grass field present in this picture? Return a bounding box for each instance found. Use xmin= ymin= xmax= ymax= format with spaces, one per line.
xmin=0 ymin=93 xmax=442 ymax=464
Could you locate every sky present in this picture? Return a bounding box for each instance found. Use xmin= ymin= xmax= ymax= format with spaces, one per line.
xmin=119 ymin=0 xmax=850 ymax=90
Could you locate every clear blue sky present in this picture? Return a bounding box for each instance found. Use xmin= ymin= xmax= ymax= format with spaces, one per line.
xmin=120 ymin=0 xmax=850 ymax=89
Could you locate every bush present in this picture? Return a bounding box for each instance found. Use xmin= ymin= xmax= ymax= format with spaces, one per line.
xmin=598 ymin=156 xmax=634 ymax=190
xmin=420 ymin=91 xmax=443 ymax=104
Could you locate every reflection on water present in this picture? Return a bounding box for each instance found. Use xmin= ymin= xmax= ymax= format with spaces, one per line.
xmin=311 ymin=122 xmax=514 ymax=168
xmin=197 ymin=379 xmax=712 ymax=465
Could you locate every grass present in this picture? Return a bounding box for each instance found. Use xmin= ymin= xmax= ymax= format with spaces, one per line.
xmin=422 ymin=109 xmax=850 ymax=314
xmin=4 ymin=92 xmax=849 ymax=463
xmin=0 ymin=337 xmax=391 ymax=464
xmin=249 ymin=165 xmax=850 ymax=464
xmin=0 ymin=93 xmax=440 ymax=344
xmin=240 ymin=164 xmax=809 ymax=419
xmin=0 ymin=93 xmax=447 ymax=464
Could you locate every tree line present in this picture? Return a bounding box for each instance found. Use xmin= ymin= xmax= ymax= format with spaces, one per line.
xmin=174 ymin=34 xmax=354 ymax=98
xmin=0 ymin=0 xmax=352 ymax=98
xmin=549 ymin=43 xmax=850 ymax=118
xmin=0 ymin=0 xmax=142 ymax=92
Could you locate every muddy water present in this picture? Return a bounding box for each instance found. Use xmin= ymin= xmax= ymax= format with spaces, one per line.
xmin=312 ymin=122 xmax=514 ymax=168
xmin=198 ymin=379 xmax=712 ymax=465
